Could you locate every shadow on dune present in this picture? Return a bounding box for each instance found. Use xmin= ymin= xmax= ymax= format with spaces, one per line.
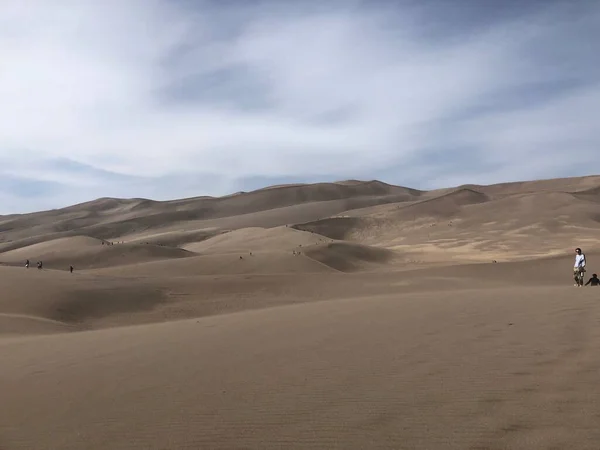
xmin=0 ymin=267 xmax=169 ymax=329
xmin=50 ymin=286 xmax=167 ymax=325
xmin=305 ymin=242 xmax=398 ymax=272
xmin=292 ymin=217 xmax=374 ymax=240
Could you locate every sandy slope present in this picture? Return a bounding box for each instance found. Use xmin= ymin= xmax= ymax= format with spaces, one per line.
xmin=0 ymin=236 xmax=193 ymax=270
xmin=1 ymin=283 xmax=600 ymax=449
xmin=0 ymin=251 xmax=593 ymax=332
xmin=303 ymin=241 xmax=400 ymax=272
xmin=182 ymin=226 xmax=329 ymax=253
xmin=294 ymin=188 xmax=600 ymax=262
xmin=2 ymin=175 xmax=600 ymax=449
xmin=89 ymin=251 xmax=339 ymax=277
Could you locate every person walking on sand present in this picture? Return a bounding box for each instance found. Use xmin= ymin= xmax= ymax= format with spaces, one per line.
xmin=574 ymin=247 xmax=586 ymax=287
xmin=585 ymin=273 xmax=600 ymax=286
xmin=69 ymin=265 xmax=74 ymax=273
xmin=25 ymin=259 xmax=29 ymax=268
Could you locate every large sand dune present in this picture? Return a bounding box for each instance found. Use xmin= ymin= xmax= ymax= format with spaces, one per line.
xmin=2 ymin=175 xmax=600 ymax=449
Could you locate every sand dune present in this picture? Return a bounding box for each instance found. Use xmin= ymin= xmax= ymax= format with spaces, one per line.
xmin=2 ymin=235 xmax=102 ymax=255
xmin=304 ymin=241 xmax=399 ymax=272
xmin=183 ymin=226 xmax=330 ymax=253
xmin=90 ymin=250 xmax=338 ymax=277
xmin=430 ymin=174 xmax=600 ymax=197
xmin=2 ymin=175 xmax=600 ymax=449
xmin=0 ymin=251 xmax=592 ymax=333
xmin=397 ymin=187 xmax=490 ymax=217
xmin=0 ymin=313 xmax=76 ymax=336
xmin=293 ymin=187 xmax=600 ymax=261
xmin=0 ymin=236 xmax=193 ymax=270
xmin=120 ymin=227 xmax=223 ymax=247
xmin=0 ymin=180 xmax=419 ymax=249
xmin=0 ymin=266 xmax=167 ymax=330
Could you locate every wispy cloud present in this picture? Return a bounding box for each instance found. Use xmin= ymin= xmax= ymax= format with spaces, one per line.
xmin=1 ymin=0 xmax=599 ymax=213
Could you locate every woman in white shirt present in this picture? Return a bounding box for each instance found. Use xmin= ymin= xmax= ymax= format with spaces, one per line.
xmin=574 ymin=247 xmax=586 ymax=286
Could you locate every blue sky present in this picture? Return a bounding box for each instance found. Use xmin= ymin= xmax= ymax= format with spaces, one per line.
xmin=1 ymin=0 xmax=599 ymax=213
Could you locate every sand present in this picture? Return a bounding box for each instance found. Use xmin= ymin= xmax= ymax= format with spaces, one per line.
xmin=1 ymin=176 xmax=600 ymax=449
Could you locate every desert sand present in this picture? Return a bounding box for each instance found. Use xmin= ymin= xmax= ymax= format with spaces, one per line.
xmin=1 ymin=176 xmax=600 ymax=449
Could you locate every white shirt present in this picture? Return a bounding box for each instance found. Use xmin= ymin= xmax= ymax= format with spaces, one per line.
xmin=575 ymin=253 xmax=586 ymax=268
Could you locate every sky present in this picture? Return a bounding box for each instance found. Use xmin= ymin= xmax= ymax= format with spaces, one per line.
xmin=1 ymin=0 xmax=599 ymax=213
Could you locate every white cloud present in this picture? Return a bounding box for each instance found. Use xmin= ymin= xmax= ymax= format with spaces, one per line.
xmin=0 ymin=0 xmax=599 ymax=212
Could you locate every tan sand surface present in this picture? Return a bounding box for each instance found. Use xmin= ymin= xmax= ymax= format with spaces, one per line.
xmin=1 ymin=176 xmax=600 ymax=449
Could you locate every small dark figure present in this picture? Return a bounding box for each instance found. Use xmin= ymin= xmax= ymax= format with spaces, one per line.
xmin=102 ymin=241 xmax=104 ymax=245
xmin=70 ymin=265 xmax=74 ymax=273
xmin=25 ymin=259 xmax=29 ymax=268
xmin=585 ymin=274 xmax=600 ymax=286
xmin=239 ymin=256 xmax=243 ymax=260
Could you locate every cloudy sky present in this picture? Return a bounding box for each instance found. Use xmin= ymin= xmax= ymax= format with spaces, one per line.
xmin=1 ymin=0 xmax=599 ymax=213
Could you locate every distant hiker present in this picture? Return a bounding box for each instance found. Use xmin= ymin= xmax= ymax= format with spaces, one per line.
xmin=585 ymin=273 xmax=599 ymax=286
xmin=574 ymin=248 xmax=586 ymax=287
xmin=69 ymin=265 xmax=74 ymax=273
xmin=25 ymin=259 xmax=29 ymax=268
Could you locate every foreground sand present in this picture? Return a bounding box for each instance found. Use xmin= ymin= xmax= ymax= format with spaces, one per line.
xmin=1 ymin=263 xmax=600 ymax=449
